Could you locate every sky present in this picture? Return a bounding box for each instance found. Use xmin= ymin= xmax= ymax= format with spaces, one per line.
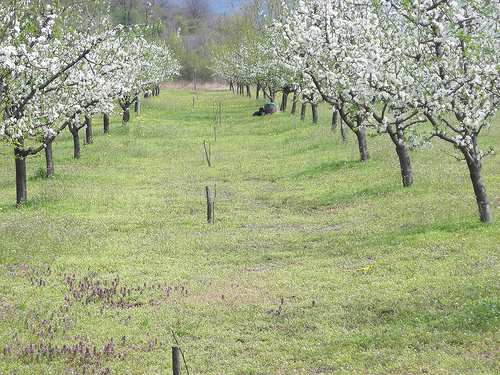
xmin=212 ymin=0 xmax=244 ymax=14
xmin=170 ymin=0 xmax=244 ymax=15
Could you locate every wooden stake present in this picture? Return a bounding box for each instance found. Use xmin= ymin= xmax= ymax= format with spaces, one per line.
xmin=172 ymin=345 xmax=180 ymax=375
xmin=206 ymin=186 xmax=212 ymax=223
xmin=203 ymin=140 xmax=211 ymax=167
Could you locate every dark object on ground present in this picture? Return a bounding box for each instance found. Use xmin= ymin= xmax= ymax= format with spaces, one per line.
xmin=253 ymin=107 xmax=265 ymax=116
xmin=264 ymin=102 xmax=278 ymax=114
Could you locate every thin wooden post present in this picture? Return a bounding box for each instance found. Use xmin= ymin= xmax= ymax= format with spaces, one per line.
xmin=206 ymin=186 xmax=212 ymax=223
xmin=172 ymin=345 xmax=180 ymax=375
xmin=203 ymin=140 xmax=211 ymax=167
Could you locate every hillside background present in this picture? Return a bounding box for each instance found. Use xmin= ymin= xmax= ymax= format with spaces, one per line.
xmin=171 ymin=0 xmax=244 ymax=14
xmin=105 ymin=0 xmax=245 ymax=81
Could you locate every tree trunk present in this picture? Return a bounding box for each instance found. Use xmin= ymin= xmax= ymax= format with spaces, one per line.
xmin=45 ymin=140 xmax=54 ymax=178
xmin=300 ymin=102 xmax=307 ymax=122
xmin=396 ymin=143 xmax=413 ymax=187
xmin=122 ymin=107 xmax=130 ymax=125
xmin=269 ymin=87 xmax=275 ymax=102
xmin=385 ymin=124 xmax=413 ymax=187
xmin=156 ymin=85 xmax=160 ymax=96
xmin=332 ymin=110 xmax=338 ymax=131
xmin=14 ymin=139 xmax=27 ymax=205
xmin=103 ymin=113 xmax=110 ymax=134
xmin=355 ymin=116 xmax=369 ymax=162
xmin=246 ymin=85 xmax=251 ymax=98
xmin=291 ymin=91 xmax=298 ymax=116
xmin=85 ymin=116 xmax=92 ymax=145
xmin=465 ymin=154 xmax=492 ymax=223
xmin=71 ymin=127 xmax=81 ymax=159
xmin=256 ymin=83 xmax=260 ymax=100
xmin=311 ymin=103 xmax=318 ymax=124
xmin=281 ymin=91 xmax=288 ymax=113
xmin=340 ymin=117 xmax=346 ymax=142
xmin=134 ymin=95 xmax=139 ymax=113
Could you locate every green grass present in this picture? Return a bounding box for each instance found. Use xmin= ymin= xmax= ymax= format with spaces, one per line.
xmin=0 ymin=89 xmax=499 ymax=374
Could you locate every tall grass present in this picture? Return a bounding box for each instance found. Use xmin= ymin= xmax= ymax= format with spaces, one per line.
xmin=0 ymin=89 xmax=499 ymax=374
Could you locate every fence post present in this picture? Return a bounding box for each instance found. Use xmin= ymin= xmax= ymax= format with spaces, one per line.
xmin=172 ymin=345 xmax=180 ymax=375
xmin=206 ymin=186 xmax=212 ymax=223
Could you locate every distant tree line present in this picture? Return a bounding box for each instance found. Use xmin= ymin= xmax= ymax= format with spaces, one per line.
xmin=108 ymin=0 xmax=225 ymax=81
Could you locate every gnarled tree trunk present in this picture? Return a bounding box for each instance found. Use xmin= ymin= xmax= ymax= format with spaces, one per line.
xmin=103 ymin=113 xmax=110 ymax=134
xmin=355 ymin=116 xmax=369 ymax=162
xmin=45 ymin=139 xmax=54 ymax=178
xmin=311 ymin=103 xmax=318 ymax=124
xmin=69 ymin=123 xmax=81 ymax=159
xmin=339 ymin=110 xmax=369 ymax=161
xmin=396 ymin=144 xmax=413 ymax=187
xmin=122 ymin=107 xmax=130 ymax=125
xmin=290 ymin=90 xmax=298 ymax=116
xmin=340 ymin=117 xmax=346 ymax=142
xmin=332 ymin=110 xmax=338 ymax=131
xmin=464 ymin=150 xmax=492 ymax=223
xmin=14 ymin=138 xmax=27 ymax=205
xmin=386 ymin=125 xmax=413 ymax=187
xmin=300 ymin=102 xmax=306 ymax=122
xmin=280 ymin=86 xmax=292 ymax=113
xmin=85 ymin=116 xmax=92 ymax=145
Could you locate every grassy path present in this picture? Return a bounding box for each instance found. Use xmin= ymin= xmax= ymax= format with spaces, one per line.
xmin=0 ymin=89 xmax=499 ymax=373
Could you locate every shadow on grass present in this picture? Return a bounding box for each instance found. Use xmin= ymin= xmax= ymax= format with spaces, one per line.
xmin=311 ymin=184 xmax=398 ymax=207
xmin=396 ymin=219 xmax=490 ymax=237
xmin=295 ymin=159 xmax=360 ymax=179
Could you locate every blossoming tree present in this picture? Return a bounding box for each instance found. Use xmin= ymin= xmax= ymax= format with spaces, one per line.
xmin=211 ymin=0 xmax=297 ymax=103
xmin=0 ymin=0 xmax=180 ymax=204
xmin=116 ymin=35 xmax=180 ymax=125
xmin=379 ymin=0 xmax=500 ymax=222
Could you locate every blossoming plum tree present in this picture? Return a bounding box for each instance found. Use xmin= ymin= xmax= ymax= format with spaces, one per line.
xmin=223 ymin=0 xmax=498 ymax=221
xmin=116 ymin=35 xmax=180 ymax=125
xmin=378 ymin=0 xmax=500 ymax=222
xmin=0 ymin=0 xmax=180 ymax=204
xmin=211 ymin=0 xmax=296 ymax=103
xmin=0 ymin=0 xmax=119 ymax=204
xmin=277 ymin=0 xmax=421 ymax=173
